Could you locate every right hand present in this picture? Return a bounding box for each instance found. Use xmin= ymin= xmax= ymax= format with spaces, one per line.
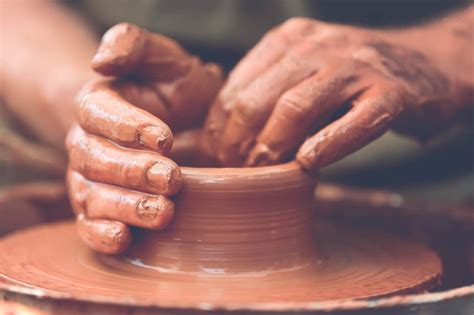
xmin=200 ymin=18 xmax=472 ymax=169
xmin=66 ymin=23 xmax=223 ymax=254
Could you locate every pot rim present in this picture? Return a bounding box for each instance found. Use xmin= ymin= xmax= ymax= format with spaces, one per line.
xmin=177 ymin=160 xmax=317 ymax=188
xmin=180 ymin=160 xmax=306 ymax=176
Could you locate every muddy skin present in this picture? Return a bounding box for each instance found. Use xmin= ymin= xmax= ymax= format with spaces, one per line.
xmin=68 ymin=8 xmax=473 ymax=254
xmin=200 ymin=8 xmax=474 ymax=169
xmin=66 ymin=23 xmax=222 ymax=254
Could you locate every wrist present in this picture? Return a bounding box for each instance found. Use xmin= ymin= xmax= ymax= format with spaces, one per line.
xmin=384 ymin=7 xmax=474 ymax=89
xmin=371 ymin=10 xmax=473 ymax=138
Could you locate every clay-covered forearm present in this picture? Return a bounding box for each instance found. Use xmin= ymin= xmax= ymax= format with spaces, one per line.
xmin=367 ymin=6 xmax=474 ymax=139
xmin=387 ymin=6 xmax=474 ymax=104
xmin=0 ymin=0 xmax=97 ymax=149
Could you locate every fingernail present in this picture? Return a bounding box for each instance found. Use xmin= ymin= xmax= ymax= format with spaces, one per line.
xmin=296 ymin=140 xmax=319 ymax=170
xmin=77 ymin=217 xmax=131 ymax=254
xmin=139 ymin=125 xmax=173 ymax=153
xmin=92 ymin=23 xmax=145 ymax=76
xmin=145 ymin=160 xmax=182 ymax=195
xmin=137 ymin=196 xmax=174 ymax=228
xmin=137 ymin=199 xmax=158 ymax=222
xmin=246 ymin=144 xmax=280 ymax=167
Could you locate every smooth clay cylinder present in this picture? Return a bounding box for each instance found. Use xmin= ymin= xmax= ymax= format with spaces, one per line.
xmin=105 ymin=161 xmax=318 ymax=275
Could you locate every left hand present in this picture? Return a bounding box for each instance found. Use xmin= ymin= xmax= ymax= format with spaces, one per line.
xmin=66 ymin=23 xmax=223 ymax=254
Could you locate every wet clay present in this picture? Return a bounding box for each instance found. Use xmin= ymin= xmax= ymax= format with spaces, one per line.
xmin=0 ymin=163 xmax=442 ymax=310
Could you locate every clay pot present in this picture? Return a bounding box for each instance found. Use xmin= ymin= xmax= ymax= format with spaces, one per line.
xmin=117 ymin=161 xmax=317 ymax=274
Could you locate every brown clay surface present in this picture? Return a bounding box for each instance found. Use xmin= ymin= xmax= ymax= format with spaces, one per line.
xmin=0 ymin=221 xmax=441 ymax=310
xmin=0 ymin=163 xmax=441 ymax=310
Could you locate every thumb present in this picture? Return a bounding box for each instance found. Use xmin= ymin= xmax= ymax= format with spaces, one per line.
xmin=92 ymin=23 xmax=191 ymax=82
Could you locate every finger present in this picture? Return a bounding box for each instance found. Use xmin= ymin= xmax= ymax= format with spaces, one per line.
xmin=246 ymin=66 xmax=364 ymax=166
xmin=218 ymin=42 xmax=321 ymax=166
xmin=65 ymin=123 xmax=84 ymax=152
xmin=221 ymin=19 xmax=317 ymax=102
xmin=155 ymin=58 xmax=223 ymax=130
xmin=115 ymin=57 xmax=222 ymax=132
xmin=92 ymin=23 xmax=223 ymax=132
xmin=297 ymin=88 xmax=406 ymax=170
xmin=92 ymin=23 xmax=191 ymax=81
xmin=76 ymin=213 xmax=131 ymax=255
xmin=200 ymin=18 xmax=316 ymax=159
xmin=168 ymin=129 xmax=201 ymax=165
xmin=114 ymin=81 xmax=171 ymax=124
xmin=66 ymin=165 xmax=87 ymax=216
xmin=199 ymin=98 xmax=229 ymax=163
xmin=69 ymin=130 xmax=182 ymax=195
xmin=77 ymin=80 xmax=173 ymax=153
xmin=68 ymin=170 xmax=174 ymax=229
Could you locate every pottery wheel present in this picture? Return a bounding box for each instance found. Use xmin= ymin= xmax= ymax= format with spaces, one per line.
xmin=0 ymin=221 xmax=441 ymax=310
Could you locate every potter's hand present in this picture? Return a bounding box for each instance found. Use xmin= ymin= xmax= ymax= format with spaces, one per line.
xmin=66 ymin=23 xmax=223 ymax=254
xmin=201 ymin=17 xmax=473 ymax=169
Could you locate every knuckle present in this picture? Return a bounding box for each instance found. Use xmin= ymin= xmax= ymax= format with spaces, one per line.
xmin=110 ymin=22 xmax=136 ymax=32
xmin=72 ymin=133 xmax=91 ymax=155
xmin=265 ymin=18 xmax=315 ymax=42
xmin=68 ymin=135 xmax=100 ymax=175
xmin=103 ymin=22 xmax=141 ymax=44
xmin=68 ymin=137 xmax=85 ymax=162
xmin=280 ymin=17 xmax=315 ymax=33
xmin=234 ymin=96 xmax=260 ymax=120
xmin=309 ymin=27 xmax=347 ymax=44
xmin=353 ymin=46 xmax=382 ymax=63
xmin=277 ymin=92 xmax=308 ymax=118
xmin=65 ymin=125 xmax=85 ymax=150
xmin=75 ymin=81 xmax=105 ymax=123
xmin=67 ymin=172 xmax=88 ymax=212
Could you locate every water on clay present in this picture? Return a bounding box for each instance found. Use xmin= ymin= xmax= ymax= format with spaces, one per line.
xmin=0 ymin=162 xmax=442 ymax=309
